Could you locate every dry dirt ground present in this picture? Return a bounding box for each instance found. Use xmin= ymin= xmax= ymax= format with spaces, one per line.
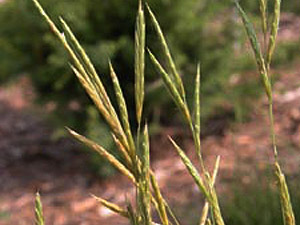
xmin=1 ymin=15 xmax=300 ymax=224
xmin=1 ymin=60 xmax=300 ymax=225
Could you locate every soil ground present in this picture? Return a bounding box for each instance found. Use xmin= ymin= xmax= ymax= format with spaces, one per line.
xmin=1 ymin=14 xmax=300 ymax=225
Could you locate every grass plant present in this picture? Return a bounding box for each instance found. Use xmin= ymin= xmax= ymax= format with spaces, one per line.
xmin=31 ymin=0 xmax=297 ymax=224
xmin=235 ymin=1 xmax=295 ymax=224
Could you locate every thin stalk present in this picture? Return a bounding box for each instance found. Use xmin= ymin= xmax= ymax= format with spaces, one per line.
xmin=268 ymin=98 xmax=278 ymax=161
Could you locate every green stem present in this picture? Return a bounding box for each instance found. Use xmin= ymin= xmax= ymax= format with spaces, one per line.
xmin=268 ymin=96 xmax=278 ymax=162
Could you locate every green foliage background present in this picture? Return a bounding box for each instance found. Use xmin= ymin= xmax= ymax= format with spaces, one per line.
xmin=0 ymin=0 xmax=254 ymax=127
xmin=1 ymin=0 xmax=298 ymax=174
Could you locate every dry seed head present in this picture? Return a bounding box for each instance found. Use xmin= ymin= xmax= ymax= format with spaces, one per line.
xmin=67 ymin=128 xmax=136 ymax=184
xmin=92 ymin=194 xmax=129 ymax=218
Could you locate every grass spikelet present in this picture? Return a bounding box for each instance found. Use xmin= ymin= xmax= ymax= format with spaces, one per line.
xmin=266 ymin=0 xmax=281 ymax=71
xmin=138 ymin=125 xmax=152 ymax=225
xmin=275 ymin=163 xmax=295 ymax=225
xmin=259 ymin=0 xmax=268 ymax=49
xmin=60 ymin=17 xmax=115 ymax=114
xmin=112 ymin=134 xmax=132 ymax=167
xmin=32 ymin=0 xmax=130 ymax=154
xmin=70 ymin=65 xmax=115 ymax=127
xmin=32 ymin=0 xmax=93 ymax=91
xmin=66 ymin=127 xmax=136 ymax=183
xmin=146 ymin=3 xmax=185 ymax=99
xmin=147 ymin=49 xmax=191 ymax=123
xmin=70 ymin=65 xmax=130 ymax=153
xmin=168 ymin=137 xmax=209 ymax=199
xmin=235 ymin=1 xmax=271 ymax=100
xmin=35 ymin=192 xmax=44 ymax=225
xmin=92 ymin=194 xmax=129 ymax=218
xmin=199 ymin=156 xmax=220 ymax=225
xmin=150 ymin=174 xmax=169 ymax=225
xmin=109 ymin=62 xmax=136 ymax=158
xmin=135 ymin=0 xmax=146 ymax=125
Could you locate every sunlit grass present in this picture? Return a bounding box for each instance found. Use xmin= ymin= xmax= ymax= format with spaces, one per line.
xmin=30 ymin=0 xmax=296 ymax=224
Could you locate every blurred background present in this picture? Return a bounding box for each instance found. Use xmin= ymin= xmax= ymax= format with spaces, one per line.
xmin=0 ymin=0 xmax=300 ymax=224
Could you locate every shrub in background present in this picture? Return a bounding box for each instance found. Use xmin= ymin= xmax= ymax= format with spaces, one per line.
xmin=0 ymin=0 xmax=261 ymax=134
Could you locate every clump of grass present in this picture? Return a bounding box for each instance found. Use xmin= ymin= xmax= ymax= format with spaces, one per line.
xmin=31 ymin=0 xmax=297 ymax=224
